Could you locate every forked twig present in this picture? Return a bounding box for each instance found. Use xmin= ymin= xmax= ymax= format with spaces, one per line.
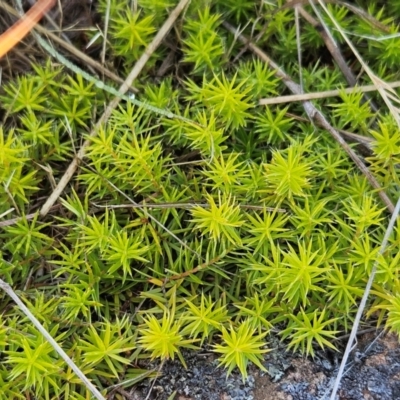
xmin=223 ymin=22 xmax=395 ymax=214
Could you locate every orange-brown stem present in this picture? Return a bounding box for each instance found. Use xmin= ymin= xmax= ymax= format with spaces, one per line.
xmin=0 ymin=0 xmax=56 ymax=58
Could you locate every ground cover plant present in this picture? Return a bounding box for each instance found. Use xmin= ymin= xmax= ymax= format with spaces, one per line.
xmin=1 ymin=0 xmax=400 ymax=398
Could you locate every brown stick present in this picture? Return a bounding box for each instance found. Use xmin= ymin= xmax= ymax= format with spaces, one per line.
xmin=259 ymin=81 xmax=400 ymax=105
xmin=223 ymin=22 xmax=395 ymax=214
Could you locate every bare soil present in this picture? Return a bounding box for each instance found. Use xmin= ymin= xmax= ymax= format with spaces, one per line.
xmin=126 ymin=330 xmax=400 ymax=400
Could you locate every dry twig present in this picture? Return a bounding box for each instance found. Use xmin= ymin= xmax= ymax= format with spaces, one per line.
xmin=259 ymin=81 xmax=400 ymax=105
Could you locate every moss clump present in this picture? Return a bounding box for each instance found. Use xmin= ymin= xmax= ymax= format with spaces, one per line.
xmin=1 ymin=0 xmax=400 ymax=398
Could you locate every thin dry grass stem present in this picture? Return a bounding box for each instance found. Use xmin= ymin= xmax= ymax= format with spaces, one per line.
xmin=39 ymin=0 xmax=191 ymax=218
xmin=329 ymin=197 xmax=400 ymax=400
xmin=84 ymin=163 xmax=201 ymax=258
xmin=335 ymin=327 xmax=381 ymax=342
xmin=113 ymin=387 xmax=137 ymax=400
xmin=223 ymin=21 xmax=395 ymax=214
xmin=105 ymin=367 xmax=156 ymax=392
xmin=0 ymin=208 xmax=14 ymax=219
xmin=0 ymin=278 xmax=106 ymax=400
xmin=4 ymin=184 xmax=20 ymax=215
xmin=259 ymin=81 xmax=400 ymax=105
xmin=26 ymin=0 xmax=76 ymax=48
xmin=340 ymin=1 xmax=391 ymax=33
xmin=277 ymin=0 xmax=334 ymax=9
xmin=285 ymin=112 xmax=373 ymax=151
xmin=0 ymin=1 xmax=138 ymax=92
xmin=101 ymin=0 xmax=111 ymax=67
xmin=161 ymin=247 xmax=233 ymax=284
xmin=144 ymin=360 xmax=165 ymax=400
xmin=92 ymin=202 xmax=286 ymax=213
xmin=0 ymin=204 xmax=56 ymax=226
xmin=294 ymin=5 xmax=304 ymax=93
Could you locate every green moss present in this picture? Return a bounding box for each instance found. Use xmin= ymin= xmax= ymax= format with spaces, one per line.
xmin=0 ymin=0 xmax=400 ymax=397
